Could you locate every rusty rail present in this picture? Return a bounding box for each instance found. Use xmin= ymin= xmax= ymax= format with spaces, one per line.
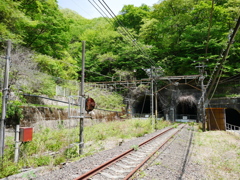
xmin=73 ymin=126 xmax=176 ymax=180
xmin=124 ymin=124 xmax=186 ymax=180
xmin=73 ymin=125 xmax=187 ymax=180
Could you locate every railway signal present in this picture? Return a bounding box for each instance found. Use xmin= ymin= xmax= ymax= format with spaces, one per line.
xmin=85 ymin=97 xmax=95 ymax=113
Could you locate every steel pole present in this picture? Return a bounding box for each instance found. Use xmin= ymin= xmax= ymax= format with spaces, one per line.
xmin=79 ymin=41 xmax=85 ymax=154
xmin=154 ymin=83 xmax=158 ymax=129
xmin=151 ymin=67 xmax=154 ymax=119
xmin=0 ymin=40 xmax=11 ymax=157
xmin=14 ymin=125 xmax=20 ymax=163
xmin=201 ymin=75 xmax=206 ymax=131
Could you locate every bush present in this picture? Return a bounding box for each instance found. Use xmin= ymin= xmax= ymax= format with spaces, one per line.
xmin=6 ymin=100 xmax=24 ymax=127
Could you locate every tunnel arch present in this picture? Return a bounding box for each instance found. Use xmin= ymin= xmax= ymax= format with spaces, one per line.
xmin=176 ymin=102 xmax=197 ymax=115
xmin=176 ymin=95 xmax=197 ymax=120
xmin=133 ymin=95 xmax=151 ymax=114
xmin=132 ymin=95 xmax=163 ymax=116
xmin=225 ymin=108 xmax=240 ymax=126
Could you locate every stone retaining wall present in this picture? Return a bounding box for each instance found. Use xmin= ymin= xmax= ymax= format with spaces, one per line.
xmin=16 ymin=106 xmax=125 ymax=132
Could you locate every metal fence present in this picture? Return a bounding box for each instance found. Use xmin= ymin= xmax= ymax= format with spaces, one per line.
xmin=176 ymin=114 xmax=197 ymax=122
xmin=226 ymin=123 xmax=240 ymax=135
xmin=226 ymin=123 xmax=240 ymax=131
xmin=132 ymin=113 xmax=164 ymax=119
xmin=55 ymin=83 xmax=111 ymax=97
xmin=56 ymin=85 xmax=76 ymax=97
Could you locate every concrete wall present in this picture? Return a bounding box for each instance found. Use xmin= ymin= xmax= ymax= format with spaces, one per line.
xmin=14 ymin=106 xmax=125 ymax=132
xmin=7 ymin=96 xmax=125 ymax=132
xmin=209 ymin=97 xmax=240 ymax=112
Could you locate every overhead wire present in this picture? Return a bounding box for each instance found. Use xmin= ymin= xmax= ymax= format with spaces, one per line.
xmin=97 ymin=0 xmax=142 ymax=47
xmin=99 ymin=0 xmax=136 ymax=40
xmin=141 ymin=93 xmax=147 ymax=115
xmin=88 ymin=0 xmax=156 ymax=71
xmin=89 ymin=0 xmax=157 ymax=67
xmin=207 ymin=15 xmax=240 ymax=100
xmin=69 ymin=0 xmax=95 ymax=19
xmin=85 ymin=69 xmax=115 ymax=80
xmin=88 ymin=0 xmax=113 ymax=24
xmin=88 ymin=0 xmax=134 ymax=44
xmin=219 ymin=73 xmax=240 ymax=84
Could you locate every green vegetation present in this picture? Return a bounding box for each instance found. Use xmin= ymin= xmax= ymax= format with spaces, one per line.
xmin=85 ymin=86 xmax=125 ymax=111
xmin=0 ymin=0 xmax=240 ymax=178
xmin=193 ymin=130 xmax=240 ymax=179
xmin=0 ymin=0 xmax=240 ymax=90
xmin=0 ymin=0 xmax=239 ymax=111
xmin=0 ymin=119 xmax=171 ymax=178
xmin=131 ymin=145 xmax=139 ymax=151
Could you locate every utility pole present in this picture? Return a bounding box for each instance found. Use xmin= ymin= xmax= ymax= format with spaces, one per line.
xmin=151 ymin=75 xmax=154 ymax=119
xmin=154 ymin=83 xmax=158 ymax=129
xmin=0 ymin=40 xmax=11 ymax=157
xmin=170 ymin=83 xmax=175 ymax=122
xmin=197 ymin=63 xmax=206 ymax=131
xmin=79 ymin=41 xmax=85 ymax=154
xmin=200 ymin=73 xmax=206 ymax=131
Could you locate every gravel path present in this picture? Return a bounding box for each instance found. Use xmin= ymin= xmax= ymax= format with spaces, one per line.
xmin=132 ymin=125 xmax=206 ymax=180
xmin=3 ymin=125 xmax=206 ymax=180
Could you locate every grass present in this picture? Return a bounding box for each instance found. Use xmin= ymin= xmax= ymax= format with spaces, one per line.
xmin=3 ymin=121 xmax=238 ymax=179
xmin=192 ymin=130 xmax=240 ymax=180
xmin=21 ymin=86 xmax=125 ymax=112
xmin=0 ymin=119 xmax=171 ymax=178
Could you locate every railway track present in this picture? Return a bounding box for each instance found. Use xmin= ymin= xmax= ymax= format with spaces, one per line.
xmin=74 ymin=124 xmax=186 ymax=180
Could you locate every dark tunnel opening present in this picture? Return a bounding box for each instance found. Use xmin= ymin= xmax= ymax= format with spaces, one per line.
xmin=134 ymin=95 xmax=151 ymax=114
xmin=225 ymin=108 xmax=240 ymax=126
xmin=176 ymin=102 xmax=197 ymax=115
xmin=132 ymin=95 xmax=162 ymax=115
xmin=176 ymin=101 xmax=197 ymax=120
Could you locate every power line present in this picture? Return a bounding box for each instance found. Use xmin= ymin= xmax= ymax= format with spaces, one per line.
xmin=207 ymin=15 xmax=240 ymax=100
xmin=88 ymin=0 xmax=134 ymax=44
xmin=100 ymin=0 xmax=137 ymax=42
xmin=89 ymin=0 xmax=157 ymax=68
xmin=69 ymin=0 xmax=95 ymax=19
xmin=219 ymin=73 xmax=240 ymax=84
xmin=96 ymin=0 xmax=141 ymax=47
xmin=88 ymin=0 xmax=112 ymax=24
xmin=100 ymin=0 xmax=156 ymax=66
xmin=85 ymin=69 xmax=116 ymax=80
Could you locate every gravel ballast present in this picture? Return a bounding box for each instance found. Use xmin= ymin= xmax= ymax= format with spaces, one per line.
xmin=2 ymin=125 xmax=206 ymax=180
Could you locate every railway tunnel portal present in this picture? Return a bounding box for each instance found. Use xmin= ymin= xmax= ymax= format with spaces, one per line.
xmin=93 ymin=75 xmax=240 ymax=129
xmin=207 ymin=98 xmax=240 ymax=130
xmin=126 ymin=75 xmax=202 ymax=121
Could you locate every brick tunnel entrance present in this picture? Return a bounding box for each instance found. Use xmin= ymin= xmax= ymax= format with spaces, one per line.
xmin=225 ymin=108 xmax=240 ymax=127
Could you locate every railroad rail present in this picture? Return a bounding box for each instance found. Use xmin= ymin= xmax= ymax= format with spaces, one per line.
xmin=74 ymin=124 xmax=186 ymax=180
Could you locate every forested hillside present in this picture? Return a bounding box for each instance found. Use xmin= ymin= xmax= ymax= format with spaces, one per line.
xmin=0 ymin=0 xmax=240 ymax=95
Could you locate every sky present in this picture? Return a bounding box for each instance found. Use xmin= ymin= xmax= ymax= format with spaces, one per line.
xmin=57 ymin=0 xmax=159 ymax=19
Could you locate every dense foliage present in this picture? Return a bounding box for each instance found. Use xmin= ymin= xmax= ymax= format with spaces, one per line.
xmin=0 ymin=0 xmax=239 ymax=90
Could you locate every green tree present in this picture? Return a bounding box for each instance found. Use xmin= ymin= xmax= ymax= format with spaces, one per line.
xmin=18 ymin=0 xmax=71 ymax=59
xmin=117 ymin=4 xmax=151 ymax=33
xmin=139 ymin=0 xmax=240 ymax=76
xmin=0 ymin=0 xmax=33 ymax=44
